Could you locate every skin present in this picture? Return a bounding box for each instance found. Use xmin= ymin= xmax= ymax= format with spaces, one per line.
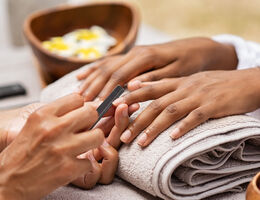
xmin=76 ymin=37 xmax=238 ymax=101
xmin=113 ymin=68 xmax=260 ymax=147
xmin=72 ymin=103 xmax=139 ymax=189
xmin=0 ymin=93 xmax=132 ymax=200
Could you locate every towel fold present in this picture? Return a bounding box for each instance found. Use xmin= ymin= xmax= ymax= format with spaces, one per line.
xmin=44 ymin=178 xmax=158 ymax=200
xmin=41 ymin=65 xmax=260 ymax=200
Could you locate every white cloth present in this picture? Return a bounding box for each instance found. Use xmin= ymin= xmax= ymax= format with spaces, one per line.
xmin=212 ymin=34 xmax=260 ymax=70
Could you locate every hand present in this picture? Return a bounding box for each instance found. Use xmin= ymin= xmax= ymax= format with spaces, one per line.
xmin=0 ymin=103 xmax=44 ymax=152
xmin=114 ymin=68 xmax=260 ymax=147
xmin=72 ymin=102 xmax=139 ymax=189
xmin=0 ymin=94 xmax=105 ymax=200
xmin=77 ymin=37 xmax=238 ymax=101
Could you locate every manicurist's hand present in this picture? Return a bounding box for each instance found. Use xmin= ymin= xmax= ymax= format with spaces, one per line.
xmin=72 ymin=102 xmax=139 ymax=189
xmin=0 ymin=103 xmax=44 ymax=152
xmin=0 ymin=94 xmax=105 ymax=200
xmin=114 ymin=68 xmax=260 ymax=147
xmin=76 ymin=37 xmax=238 ymax=101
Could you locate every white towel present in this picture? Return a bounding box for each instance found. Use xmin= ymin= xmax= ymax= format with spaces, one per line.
xmin=41 ymin=64 xmax=260 ymax=200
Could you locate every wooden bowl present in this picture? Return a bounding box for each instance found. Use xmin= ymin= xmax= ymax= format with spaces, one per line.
xmin=246 ymin=172 xmax=260 ymax=200
xmin=24 ymin=1 xmax=140 ymax=83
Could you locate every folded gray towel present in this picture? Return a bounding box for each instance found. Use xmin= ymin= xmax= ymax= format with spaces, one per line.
xmin=41 ymin=65 xmax=260 ymax=200
xmin=44 ymin=178 xmax=158 ymax=200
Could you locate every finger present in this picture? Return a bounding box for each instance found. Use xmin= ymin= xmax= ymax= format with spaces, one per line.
xmin=89 ymin=100 xmax=116 ymax=117
xmin=107 ymin=104 xmax=129 ymax=149
xmin=77 ymin=65 xmax=98 ymax=80
xmin=98 ymin=56 xmax=152 ymax=100
xmin=61 ymin=104 xmax=98 ymax=132
xmin=170 ymin=105 xmax=212 ymax=139
xmin=120 ymin=90 xmax=186 ymax=144
xmin=96 ymin=116 xmax=115 ymax=136
xmin=41 ymin=93 xmax=84 ymax=117
xmin=72 ymin=152 xmax=102 ymax=189
xmin=128 ymin=103 xmax=140 ymax=114
xmin=137 ymin=98 xmax=199 ymax=147
xmin=70 ymin=128 xmax=104 ymax=156
xmin=96 ymin=103 xmax=138 ymax=139
xmin=84 ymin=75 xmax=110 ymax=101
xmin=82 ymin=55 xmax=130 ymax=100
xmin=127 ymin=79 xmax=169 ymax=92
xmin=113 ymin=80 xmax=178 ymax=106
xmin=78 ymin=70 xmax=100 ymax=95
xmin=98 ymin=141 xmax=119 ymax=184
xmin=139 ymin=79 xmax=173 ymax=87
xmin=128 ymin=67 xmax=175 ymax=90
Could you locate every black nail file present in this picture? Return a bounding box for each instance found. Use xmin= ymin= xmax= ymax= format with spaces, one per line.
xmin=90 ymin=85 xmax=124 ymax=129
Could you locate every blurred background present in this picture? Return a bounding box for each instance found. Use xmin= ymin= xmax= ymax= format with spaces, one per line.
xmin=1 ymin=0 xmax=260 ymax=48
xmin=0 ymin=0 xmax=259 ymax=109
xmin=101 ymin=0 xmax=260 ymax=42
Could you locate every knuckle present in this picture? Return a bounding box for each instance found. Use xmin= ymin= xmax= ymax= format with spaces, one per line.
xmin=110 ymin=71 xmax=125 ymax=83
xmin=144 ymin=85 xmax=155 ymax=93
xmin=70 ymin=93 xmax=84 ymax=104
xmin=192 ymin=110 xmax=206 ymax=121
xmin=146 ymin=73 xmax=158 ymax=81
xmin=135 ymin=46 xmax=155 ymax=58
xmin=32 ymin=108 xmax=45 ymax=119
xmin=149 ymin=100 xmax=163 ymax=112
xmin=99 ymin=66 xmax=111 ymax=77
xmin=50 ymin=146 xmax=64 ymax=157
xmin=165 ymin=104 xmax=178 ymax=115
xmin=41 ymin=120 xmax=66 ymax=139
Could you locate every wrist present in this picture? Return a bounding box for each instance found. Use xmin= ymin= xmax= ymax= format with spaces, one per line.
xmin=203 ymin=40 xmax=238 ymax=71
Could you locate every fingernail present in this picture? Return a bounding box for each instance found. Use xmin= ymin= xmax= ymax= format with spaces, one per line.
xmin=113 ymin=97 xmax=124 ymax=106
xmin=138 ymin=133 xmax=147 ymax=146
xmin=102 ymin=140 xmax=110 ymax=147
xmin=130 ymin=80 xmax=141 ymax=89
xmin=170 ymin=128 xmax=181 ymax=139
xmin=120 ymin=129 xmax=132 ymax=142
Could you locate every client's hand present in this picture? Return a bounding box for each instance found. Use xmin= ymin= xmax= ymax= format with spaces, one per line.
xmin=114 ymin=68 xmax=260 ymax=147
xmin=0 ymin=94 xmax=104 ymax=200
xmin=72 ymin=102 xmax=139 ymax=189
xmin=77 ymin=37 xmax=237 ymax=101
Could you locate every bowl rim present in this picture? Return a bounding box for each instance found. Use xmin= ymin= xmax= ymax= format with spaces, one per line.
xmin=23 ymin=1 xmax=140 ymax=64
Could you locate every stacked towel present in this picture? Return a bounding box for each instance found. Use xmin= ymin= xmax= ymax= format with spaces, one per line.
xmin=41 ymin=65 xmax=260 ymax=200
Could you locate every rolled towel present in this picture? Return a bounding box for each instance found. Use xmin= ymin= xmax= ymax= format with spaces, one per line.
xmin=41 ymin=64 xmax=260 ymax=200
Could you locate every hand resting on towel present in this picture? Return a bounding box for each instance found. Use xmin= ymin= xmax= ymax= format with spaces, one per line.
xmin=76 ymin=37 xmax=238 ymax=101
xmin=0 ymin=93 xmax=131 ymax=199
xmin=114 ymin=68 xmax=260 ymax=147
